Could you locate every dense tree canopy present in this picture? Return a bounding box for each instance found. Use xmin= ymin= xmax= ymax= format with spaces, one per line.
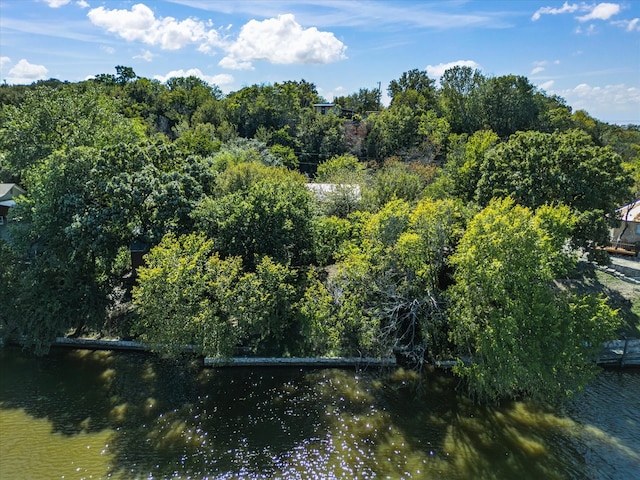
xmin=449 ymin=199 xmax=619 ymax=402
xmin=1 ymin=66 xmax=638 ymax=403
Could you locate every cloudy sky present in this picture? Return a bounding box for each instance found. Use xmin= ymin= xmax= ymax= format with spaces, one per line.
xmin=1 ymin=0 xmax=639 ymax=124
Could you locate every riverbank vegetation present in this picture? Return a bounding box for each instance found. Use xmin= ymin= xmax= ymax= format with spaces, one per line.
xmin=1 ymin=66 xmax=639 ymax=403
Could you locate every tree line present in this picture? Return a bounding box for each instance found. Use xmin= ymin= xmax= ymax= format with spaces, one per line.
xmin=0 ymin=66 xmax=639 ymax=403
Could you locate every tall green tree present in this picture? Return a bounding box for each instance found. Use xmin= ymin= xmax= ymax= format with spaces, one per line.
xmin=333 ymin=87 xmax=381 ymax=114
xmin=0 ymin=83 xmax=143 ymax=179
xmin=365 ymin=105 xmax=422 ymax=161
xmin=475 ymin=75 xmax=540 ymax=138
xmin=448 ymin=198 xmax=620 ymax=403
xmin=132 ymin=233 xmax=243 ymax=357
xmin=476 ymin=129 xmax=632 ymax=252
xmin=4 ymin=147 xmax=120 ymax=352
xmin=388 ymin=69 xmax=437 ymax=111
xmin=193 ymin=165 xmax=315 ymax=269
xmin=439 ymin=65 xmax=485 ymax=134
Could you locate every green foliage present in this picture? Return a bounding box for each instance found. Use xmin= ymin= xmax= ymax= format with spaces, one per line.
xmin=193 ymin=166 xmax=314 ymax=269
xmin=315 ymin=154 xmax=365 ymax=182
xmin=439 ymin=66 xmax=485 ymax=134
xmin=234 ymin=257 xmax=300 ymax=355
xmin=475 ymin=75 xmax=540 ymax=138
xmin=388 ymin=69 xmax=437 ymax=111
xmin=295 ymin=269 xmax=341 ymax=355
xmin=418 ymin=110 xmax=451 ymax=162
xmin=476 ymin=129 xmax=632 ymax=251
xmin=312 ymin=215 xmax=353 ymax=266
xmin=333 ymin=87 xmax=381 ymax=114
xmin=363 ymin=159 xmax=427 ymax=211
xmin=448 ymin=198 xmax=620 ymax=403
xmin=0 ymin=83 xmax=143 ymax=179
xmin=365 ymin=106 xmax=422 ymax=161
xmin=269 ymin=144 xmax=299 ymax=169
xmin=332 ymin=198 xmax=468 ymax=360
xmin=296 ymin=109 xmax=347 ymax=174
xmin=133 ymin=233 xmax=242 ymax=357
xmin=210 ymin=137 xmax=281 ymax=173
xmin=213 ymin=161 xmax=305 ymax=197
xmin=224 ymin=80 xmax=320 ymax=138
xmin=174 ymin=123 xmax=221 ymax=157
xmin=437 ymin=129 xmax=499 ymax=202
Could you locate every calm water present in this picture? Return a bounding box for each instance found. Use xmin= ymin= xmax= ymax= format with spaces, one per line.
xmin=0 ymin=347 xmax=639 ymax=480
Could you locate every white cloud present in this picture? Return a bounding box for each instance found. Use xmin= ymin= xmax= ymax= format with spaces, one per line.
xmin=612 ymin=18 xmax=640 ymax=32
xmin=530 ymin=60 xmax=560 ymax=76
xmin=539 ymin=80 xmax=555 ymax=91
xmin=0 ymin=56 xmax=11 ymax=69
xmin=134 ymin=50 xmax=155 ymax=62
xmin=153 ymin=68 xmax=233 ymax=87
xmin=577 ymin=3 xmax=621 ymax=21
xmin=6 ymin=59 xmax=48 ymax=84
xmin=532 ymin=2 xmax=579 ymax=21
xmin=76 ymin=0 xmax=89 ymax=8
xmin=87 ymin=3 xmax=222 ymax=51
xmin=576 ymin=23 xmax=598 ymax=34
xmin=101 ymin=45 xmax=115 ymax=55
xmin=532 ymin=2 xmax=622 ymax=23
xmin=40 ymin=0 xmax=72 ymax=7
xmin=217 ymin=56 xmax=254 ymax=70
xmin=425 ymin=60 xmax=482 ymax=80
xmin=553 ymin=82 xmax=640 ymax=124
xmin=220 ymin=14 xmax=346 ymax=69
xmin=319 ymin=85 xmax=346 ymax=102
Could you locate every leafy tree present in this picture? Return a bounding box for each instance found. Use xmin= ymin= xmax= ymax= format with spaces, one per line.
xmin=0 ymin=83 xmax=143 ymax=179
xmin=224 ymin=80 xmax=320 ymax=138
xmin=448 ymin=198 xmax=620 ymax=403
xmin=315 ymin=153 xmax=365 ymax=182
xmin=333 ymin=87 xmax=381 ymax=114
xmin=296 ymin=109 xmax=347 ymax=174
xmin=312 ymin=215 xmax=353 ymax=265
xmin=174 ymin=123 xmax=221 ymax=157
xmin=332 ymin=197 xmax=467 ymax=361
xmin=363 ymin=159 xmax=427 ymax=211
xmin=158 ymin=76 xmax=224 ymax=138
xmin=476 ymin=129 xmax=632 ymax=252
xmin=437 ymin=129 xmax=499 ymax=202
xmin=115 ymin=65 xmax=137 ymax=85
xmin=439 ymin=65 xmax=485 ymax=134
xmin=210 ymin=137 xmax=282 ymax=173
xmin=388 ymin=69 xmax=437 ymax=111
xmin=193 ymin=165 xmax=315 ymax=269
xmin=365 ymin=105 xmax=422 ymax=161
xmin=234 ymin=256 xmax=301 ymax=355
xmin=475 ymin=75 xmax=540 ymax=138
xmin=4 ymin=147 xmax=120 ymax=351
xmin=417 ymin=110 xmax=451 ymax=163
xmin=132 ymin=233 xmax=243 ymax=357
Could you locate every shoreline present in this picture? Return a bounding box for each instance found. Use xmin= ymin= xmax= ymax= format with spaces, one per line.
xmin=3 ymin=335 xmax=638 ymax=369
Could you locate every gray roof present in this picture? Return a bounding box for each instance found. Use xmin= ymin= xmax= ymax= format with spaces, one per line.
xmin=0 ymin=184 xmax=26 ymax=202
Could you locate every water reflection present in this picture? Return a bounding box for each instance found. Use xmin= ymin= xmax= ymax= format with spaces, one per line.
xmin=1 ymin=347 xmax=639 ymax=479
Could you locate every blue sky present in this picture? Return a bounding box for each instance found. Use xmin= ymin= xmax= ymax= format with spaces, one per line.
xmin=1 ymin=0 xmax=639 ymax=124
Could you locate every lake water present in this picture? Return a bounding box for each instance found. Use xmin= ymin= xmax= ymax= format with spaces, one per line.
xmin=1 ymin=347 xmax=639 ymax=479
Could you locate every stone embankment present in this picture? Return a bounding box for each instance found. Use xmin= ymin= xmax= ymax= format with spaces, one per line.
xmin=6 ymin=335 xmax=632 ymax=368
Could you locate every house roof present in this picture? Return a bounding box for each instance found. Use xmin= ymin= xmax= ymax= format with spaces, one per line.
xmin=0 ymin=183 xmax=26 ymax=203
xmin=305 ymin=183 xmax=361 ymax=200
xmin=617 ymin=200 xmax=640 ymax=222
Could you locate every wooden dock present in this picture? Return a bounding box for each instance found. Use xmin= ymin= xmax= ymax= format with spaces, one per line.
xmin=596 ymin=338 xmax=640 ymax=367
